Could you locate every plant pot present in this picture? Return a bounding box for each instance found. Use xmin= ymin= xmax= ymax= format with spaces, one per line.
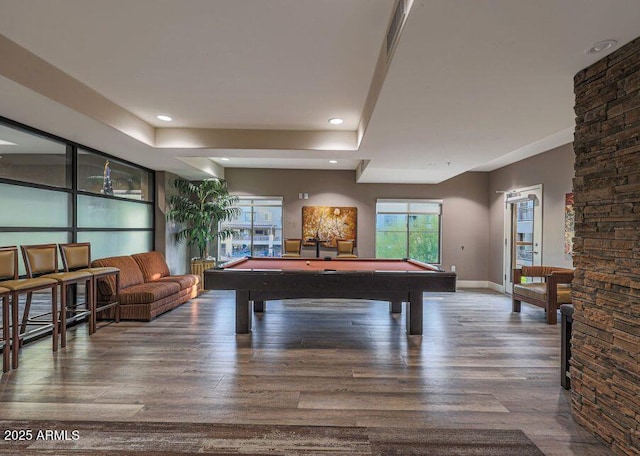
xmin=191 ymin=258 xmax=216 ymax=291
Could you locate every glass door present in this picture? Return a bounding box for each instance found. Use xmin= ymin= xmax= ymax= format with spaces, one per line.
xmin=513 ymin=198 xmax=535 ymax=270
xmin=504 ymin=185 xmax=542 ymax=292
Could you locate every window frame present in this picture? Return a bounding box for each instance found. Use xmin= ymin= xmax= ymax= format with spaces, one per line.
xmin=0 ymin=115 xmax=155 ymax=267
xmin=218 ymin=196 xmax=284 ymax=262
xmin=375 ymin=198 xmax=443 ymax=264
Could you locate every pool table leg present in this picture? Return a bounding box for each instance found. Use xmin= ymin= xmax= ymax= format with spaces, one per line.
xmin=236 ymin=290 xmax=252 ymax=334
xmin=254 ymin=301 xmax=265 ymax=312
xmin=406 ymin=291 xmax=423 ymax=335
xmin=389 ymin=301 xmax=402 ymax=313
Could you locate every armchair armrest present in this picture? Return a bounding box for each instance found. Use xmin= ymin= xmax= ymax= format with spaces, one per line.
xmin=546 ymin=270 xmax=574 ymax=309
xmin=513 ymin=268 xmax=523 ymax=288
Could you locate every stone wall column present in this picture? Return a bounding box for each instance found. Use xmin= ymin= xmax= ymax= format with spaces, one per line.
xmin=572 ymin=36 xmax=640 ymax=456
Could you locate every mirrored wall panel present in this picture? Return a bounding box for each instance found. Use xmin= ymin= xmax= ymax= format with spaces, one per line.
xmin=0 ymin=183 xmax=70 ymax=227
xmin=77 ymin=195 xmax=153 ymax=229
xmin=0 ymin=123 xmax=70 ymax=187
xmin=77 ymin=231 xmax=153 ymax=260
xmin=77 ymin=149 xmax=152 ymax=201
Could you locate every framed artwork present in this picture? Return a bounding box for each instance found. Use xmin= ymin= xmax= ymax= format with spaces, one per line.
xmin=564 ymin=192 xmax=575 ymax=255
xmin=302 ymin=206 xmax=357 ymax=247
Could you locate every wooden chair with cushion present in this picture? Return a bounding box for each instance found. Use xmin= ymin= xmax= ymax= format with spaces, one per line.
xmin=21 ymin=244 xmax=94 ymax=349
xmin=59 ymin=242 xmax=120 ymax=334
xmin=512 ymin=266 xmax=573 ymax=324
xmin=0 ymin=246 xmax=59 ymax=369
xmin=1 ymin=286 xmax=9 ymax=372
xmin=282 ymin=239 xmax=302 ymax=257
xmin=336 ymin=239 xmax=357 ymax=258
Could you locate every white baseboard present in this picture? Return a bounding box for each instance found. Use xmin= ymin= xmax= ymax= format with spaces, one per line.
xmin=488 ymin=281 xmax=505 ymax=293
xmin=455 ymin=281 xmax=505 ymax=293
xmin=457 ymin=280 xmax=489 ymax=289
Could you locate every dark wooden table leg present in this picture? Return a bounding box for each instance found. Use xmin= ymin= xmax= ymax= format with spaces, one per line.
xmin=236 ymin=290 xmax=251 ymax=334
xmin=389 ymin=301 xmax=402 ymax=313
xmin=407 ymin=291 xmax=423 ymax=335
xmin=254 ymin=301 xmax=265 ymax=313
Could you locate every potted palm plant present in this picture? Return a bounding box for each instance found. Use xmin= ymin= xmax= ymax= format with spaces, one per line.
xmin=166 ymin=177 xmax=239 ymax=284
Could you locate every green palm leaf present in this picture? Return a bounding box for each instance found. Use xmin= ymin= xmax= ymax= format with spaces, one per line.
xmin=167 ymin=177 xmax=239 ymax=258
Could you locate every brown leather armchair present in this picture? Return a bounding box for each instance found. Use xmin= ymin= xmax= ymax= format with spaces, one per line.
xmin=512 ymin=266 xmax=573 ymax=324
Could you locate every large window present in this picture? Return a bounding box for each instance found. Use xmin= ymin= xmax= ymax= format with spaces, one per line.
xmin=77 ymin=149 xmax=151 ymax=201
xmin=0 ymin=123 xmax=70 ymax=188
xmin=218 ymin=197 xmax=283 ymax=262
xmin=375 ymin=199 xmax=442 ymax=264
xmin=0 ymin=117 xmax=155 ymax=269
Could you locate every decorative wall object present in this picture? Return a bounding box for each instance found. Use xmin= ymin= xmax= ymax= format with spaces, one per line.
xmin=564 ymin=192 xmax=574 ymax=255
xmin=302 ymin=206 xmax=357 ymax=247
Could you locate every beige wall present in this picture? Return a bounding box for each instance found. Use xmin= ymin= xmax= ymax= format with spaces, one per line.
xmin=157 ymin=146 xmax=574 ymax=285
xmin=156 ymin=171 xmax=190 ymax=275
xmin=488 ymin=143 xmax=575 ymax=286
xmin=224 ymin=168 xmax=490 ymax=282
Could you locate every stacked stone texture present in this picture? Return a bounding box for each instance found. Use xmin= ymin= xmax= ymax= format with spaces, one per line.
xmin=573 ymin=36 xmax=640 ymax=456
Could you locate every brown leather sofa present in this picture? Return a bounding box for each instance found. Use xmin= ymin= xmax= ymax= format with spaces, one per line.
xmin=512 ymin=266 xmax=573 ymax=324
xmin=92 ymin=251 xmax=199 ymax=321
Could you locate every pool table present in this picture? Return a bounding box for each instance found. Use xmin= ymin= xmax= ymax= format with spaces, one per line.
xmin=204 ymin=257 xmax=456 ymax=335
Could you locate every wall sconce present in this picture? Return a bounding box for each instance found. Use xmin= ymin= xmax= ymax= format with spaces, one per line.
xmin=298 ymin=193 xmax=309 ymax=200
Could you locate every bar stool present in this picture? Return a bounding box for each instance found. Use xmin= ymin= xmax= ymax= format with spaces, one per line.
xmin=0 ymin=246 xmax=59 ymax=369
xmin=21 ymin=244 xmax=93 ymax=349
xmin=1 ymin=286 xmax=10 ymax=373
xmin=59 ymin=243 xmax=120 ymax=334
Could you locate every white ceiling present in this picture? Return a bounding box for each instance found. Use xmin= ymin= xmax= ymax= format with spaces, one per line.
xmin=1 ymin=0 xmax=639 ymax=183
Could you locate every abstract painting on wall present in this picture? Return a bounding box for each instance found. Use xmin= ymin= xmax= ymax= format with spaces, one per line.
xmin=564 ymin=192 xmax=575 ymax=255
xmin=302 ymin=206 xmax=357 ymax=247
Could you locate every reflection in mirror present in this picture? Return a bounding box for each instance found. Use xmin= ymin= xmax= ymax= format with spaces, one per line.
xmin=77 ymin=149 xmax=151 ymax=201
xmin=0 ymin=123 xmax=69 ymax=187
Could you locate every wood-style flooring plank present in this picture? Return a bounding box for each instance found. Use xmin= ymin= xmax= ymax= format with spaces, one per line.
xmin=0 ymin=288 xmax=613 ymax=455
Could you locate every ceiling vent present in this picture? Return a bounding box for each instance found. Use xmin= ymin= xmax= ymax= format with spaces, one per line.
xmin=386 ymin=0 xmax=406 ymax=56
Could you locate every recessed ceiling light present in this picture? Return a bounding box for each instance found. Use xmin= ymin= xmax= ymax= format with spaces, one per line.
xmin=220 ymin=157 xmax=230 ymax=161
xmin=328 ymin=118 xmax=343 ymax=125
xmin=156 ymin=114 xmax=173 ymax=122
xmin=329 ymin=160 xmax=338 ymax=164
xmin=586 ymin=40 xmax=617 ymax=54
xmin=0 ymin=139 xmax=17 ymax=146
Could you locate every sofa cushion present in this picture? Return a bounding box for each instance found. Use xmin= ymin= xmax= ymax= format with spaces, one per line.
xmin=514 ymin=283 xmax=546 ymax=301
xmin=131 ymin=251 xmax=171 ymax=282
xmin=118 ymin=281 xmax=181 ymax=305
xmin=92 ymin=256 xmax=144 ymax=295
xmin=157 ymin=274 xmax=199 ymax=290
xmin=514 ymin=283 xmax=571 ymax=303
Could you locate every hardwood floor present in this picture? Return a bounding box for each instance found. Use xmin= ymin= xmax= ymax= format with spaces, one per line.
xmin=0 ymin=289 xmax=612 ymax=455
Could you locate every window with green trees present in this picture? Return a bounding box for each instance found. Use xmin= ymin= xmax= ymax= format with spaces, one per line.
xmin=375 ymin=199 xmax=442 ymax=264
